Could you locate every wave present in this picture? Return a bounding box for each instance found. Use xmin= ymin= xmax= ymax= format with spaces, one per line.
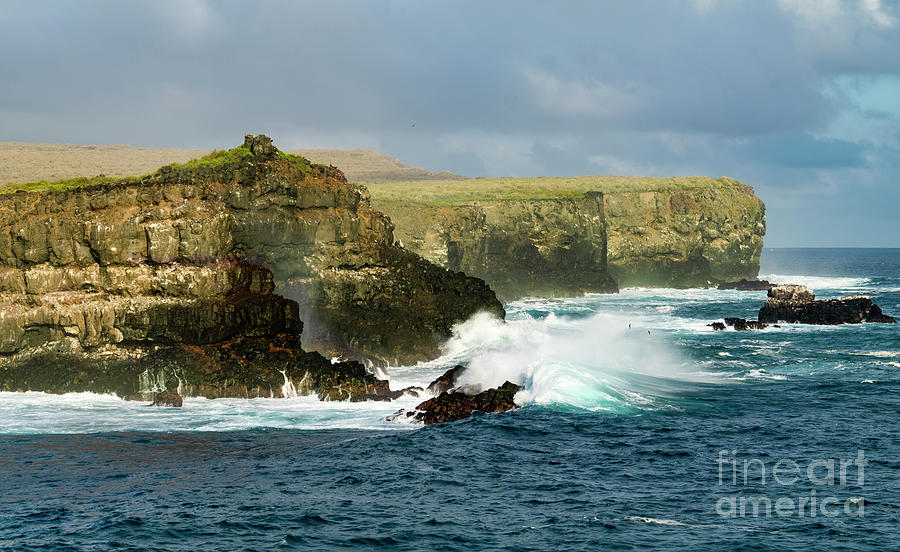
xmin=758 ymin=273 xmax=870 ymax=291
xmin=422 ymin=311 xmax=712 ymax=411
xmin=854 ymin=350 xmax=898 ymax=358
xmin=738 ymin=368 xmax=787 ymax=381
xmin=0 ymin=391 xmax=421 ymax=435
xmin=625 ymin=516 xmax=686 ymax=526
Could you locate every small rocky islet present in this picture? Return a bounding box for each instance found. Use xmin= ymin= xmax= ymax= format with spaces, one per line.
xmin=0 ymin=133 xmax=795 ymax=422
xmin=709 ymin=284 xmax=896 ymax=330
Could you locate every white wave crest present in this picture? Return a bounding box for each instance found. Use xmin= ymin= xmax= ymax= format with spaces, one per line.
xmin=0 ymin=391 xmax=422 ymax=435
xmin=625 ymin=516 xmax=686 ymax=526
xmin=432 ymin=311 xmax=710 ymax=411
xmin=759 ymin=273 xmax=869 ymax=290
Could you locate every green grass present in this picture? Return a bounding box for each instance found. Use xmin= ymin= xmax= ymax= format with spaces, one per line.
xmin=0 ymin=175 xmax=134 ymax=194
xmin=366 ymin=175 xmax=742 ymax=206
xmin=0 ymin=146 xmax=314 ymax=195
xmin=277 ymin=150 xmax=312 ymax=173
xmin=161 ymin=146 xmax=253 ymax=171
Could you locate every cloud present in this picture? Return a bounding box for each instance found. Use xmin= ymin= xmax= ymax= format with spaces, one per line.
xmin=737 ymin=133 xmax=869 ymax=169
xmin=0 ymin=0 xmax=899 ymax=245
xmin=523 ymin=69 xmax=637 ymax=120
xmin=861 ymin=0 xmax=897 ymax=28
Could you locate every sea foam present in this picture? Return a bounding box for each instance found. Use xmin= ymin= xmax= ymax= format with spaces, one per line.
xmin=426 ymin=310 xmax=709 ymax=411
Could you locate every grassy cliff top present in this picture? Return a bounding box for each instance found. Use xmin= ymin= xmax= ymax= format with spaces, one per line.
xmin=0 ymin=141 xmax=751 ymax=202
xmin=365 ymin=175 xmax=749 ymax=206
xmin=0 ymin=143 xmax=312 ymax=194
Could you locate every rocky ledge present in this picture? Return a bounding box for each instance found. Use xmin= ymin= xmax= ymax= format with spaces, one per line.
xmin=0 ymin=135 xmax=504 ymax=400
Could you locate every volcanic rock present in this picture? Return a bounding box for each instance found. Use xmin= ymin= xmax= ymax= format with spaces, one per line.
xmin=426 ymin=365 xmax=468 ymax=395
xmin=0 ymin=135 xmax=504 ymax=399
xmin=758 ymin=285 xmax=896 ymax=325
xmin=150 ymin=392 xmax=183 ymax=407
xmin=718 ymin=279 xmax=773 ymax=291
xmin=396 ymin=381 xmax=522 ymax=425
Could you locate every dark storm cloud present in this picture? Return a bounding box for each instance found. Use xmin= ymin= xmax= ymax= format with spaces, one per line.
xmin=1 ymin=0 xmax=899 ymax=245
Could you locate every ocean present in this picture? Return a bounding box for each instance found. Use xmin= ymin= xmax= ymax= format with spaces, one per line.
xmin=2 ymin=248 xmax=898 ymax=551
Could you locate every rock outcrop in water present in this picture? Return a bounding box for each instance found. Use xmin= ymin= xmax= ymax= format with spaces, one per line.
xmin=0 ymin=135 xmax=504 ymax=399
xmin=425 ymin=364 xmax=468 ymax=395
xmin=394 ymin=381 xmax=522 ymax=425
xmin=718 ymin=279 xmax=773 ymax=291
xmin=710 ymin=285 xmax=895 ymax=329
xmin=150 ymin=392 xmax=183 ymax=407
xmin=368 ymin=176 xmax=765 ymax=298
xmin=758 ymin=285 xmax=896 ymax=325
xmin=714 ymin=317 xmax=767 ymax=330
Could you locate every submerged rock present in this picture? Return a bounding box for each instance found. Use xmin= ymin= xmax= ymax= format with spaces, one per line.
xmin=396 ymin=381 xmax=522 ymax=425
xmin=758 ymin=285 xmax=896 ymax=325
xmin=724 ymin=318 xmax=768 ymax=331
xmin=709 ymin=318 xmax=767 ymax=331
xmin=150 ymin=392 xmax=183 ymax=407
xmin=724 ymin=317 xmax=749 ymax=331
xmin=718 ymin=279 xmax=773 ymax=291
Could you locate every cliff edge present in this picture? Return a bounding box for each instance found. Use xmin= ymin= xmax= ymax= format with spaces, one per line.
xmin=0 ymin=135 xmax=503 ymax=398
xmin=366 ymin=175 xmax=765 ymax=296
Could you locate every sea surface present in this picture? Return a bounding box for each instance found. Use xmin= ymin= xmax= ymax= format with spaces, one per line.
xmin=2 ymin=248 xmax=898 ymax=551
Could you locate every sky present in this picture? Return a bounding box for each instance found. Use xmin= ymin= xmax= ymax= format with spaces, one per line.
xmin=1 ymin=0 xmax=899 ymax=247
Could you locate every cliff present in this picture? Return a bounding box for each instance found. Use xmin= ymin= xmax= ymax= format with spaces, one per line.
xmin=368 ymin=194 xmax=616 ymax=299
xmin=366 ymin=175 xmax=765 ymax=295
xmin=0 ymin=135 xmax=503 ymax=398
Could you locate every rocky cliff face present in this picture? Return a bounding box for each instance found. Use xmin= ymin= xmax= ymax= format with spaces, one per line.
xmin=370 ymin=177 xmax=765 ymax=296
xmin=0 ymin=135 xmax=503 ymax=398
xmin=373 ymin=193 xmax=617 ymax=300
xmin=602 ymin=180 xmax=765 ymax=287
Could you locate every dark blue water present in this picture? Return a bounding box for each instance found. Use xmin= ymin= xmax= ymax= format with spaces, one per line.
xmin=2 ymin=248 xmax=899 ymax=551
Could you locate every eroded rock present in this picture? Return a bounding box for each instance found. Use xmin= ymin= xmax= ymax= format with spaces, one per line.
xmin=393 ymin=381 xmax=522 ymax=425
xmin=426 ymin=365 xmax=468 ymax=395
xmin=150 ymin=392 xmax=183 ymax=407
xmin=758 ymin=285 xmax=896 ymax=325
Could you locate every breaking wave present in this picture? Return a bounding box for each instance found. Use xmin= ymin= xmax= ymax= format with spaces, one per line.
xmin=759 ymin=273 xmax=870 ymax=291
xmin=425 ymin=310 xmax=711 ymax=411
